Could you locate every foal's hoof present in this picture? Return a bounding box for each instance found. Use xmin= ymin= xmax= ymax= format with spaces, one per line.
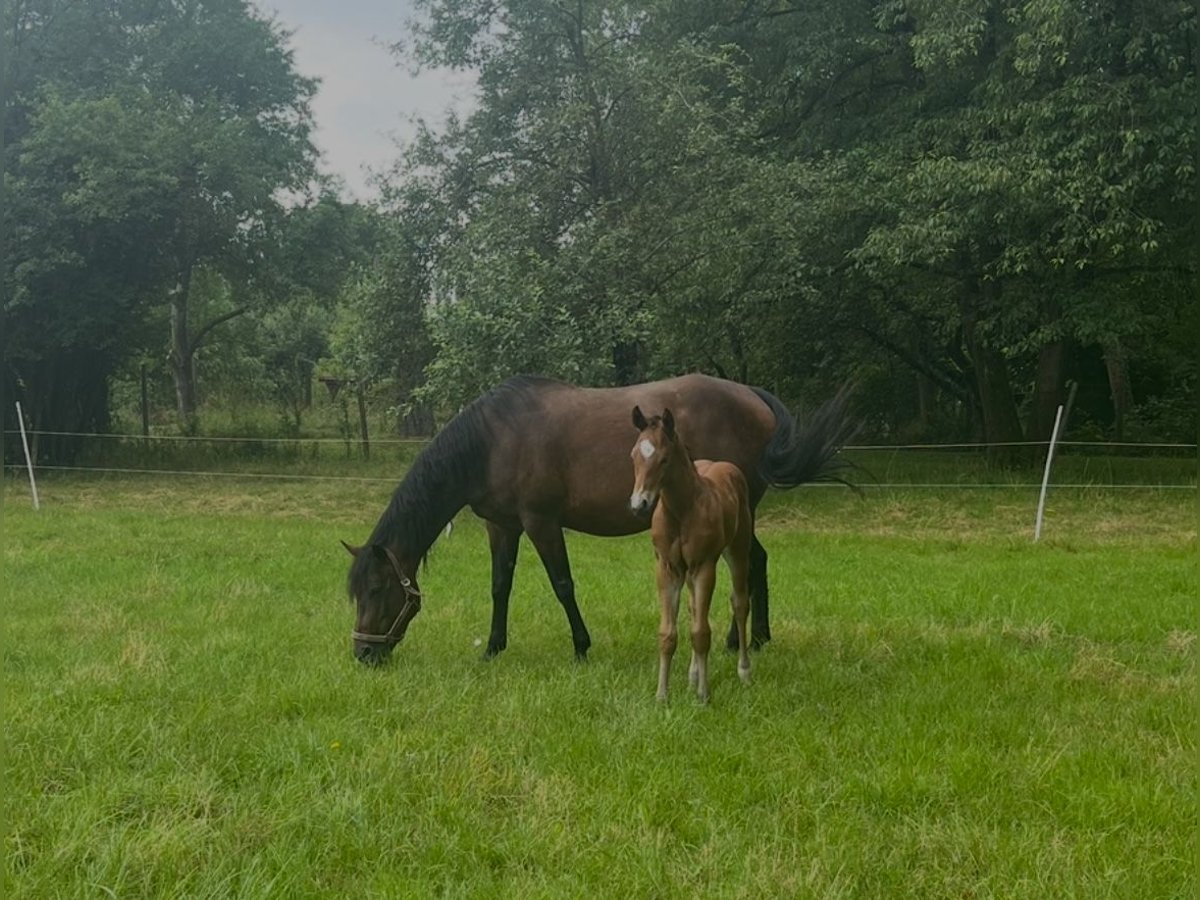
xmin=750 ymin=634 xmax=771 ymax=652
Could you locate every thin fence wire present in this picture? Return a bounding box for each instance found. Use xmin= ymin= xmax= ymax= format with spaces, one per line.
xmin=4 ymin=428 xmax=1197 ymax=451
xmin=5 ymin=426 xmax=1194 ymax=494
xmin=3 ymin=463 xmax=398 ymax=483
xmin=2 ymin=429 xmax=428 ymax=445
xmin=4 ymin=462 xmax=1195 ymax=490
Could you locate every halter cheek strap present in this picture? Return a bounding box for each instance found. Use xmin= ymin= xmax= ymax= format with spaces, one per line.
xmin=351 ymin=547 xmax=423 ymax=645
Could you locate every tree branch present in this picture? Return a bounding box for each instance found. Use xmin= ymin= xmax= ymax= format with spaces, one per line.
xmin=190 ymin=307 xmax=247 ymax=354
xmin=849 ymin=322 xmax=968 ymax=400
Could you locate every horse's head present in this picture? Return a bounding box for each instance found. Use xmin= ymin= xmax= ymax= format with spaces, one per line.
xmin=343 ymin=541 xmax=423 ymax=665
xmin=629 ymin=405 xmax=676 ymax=517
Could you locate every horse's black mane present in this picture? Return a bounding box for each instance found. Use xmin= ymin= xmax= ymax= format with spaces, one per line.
xmin=348 ymin=376 xmax=556 ymax=598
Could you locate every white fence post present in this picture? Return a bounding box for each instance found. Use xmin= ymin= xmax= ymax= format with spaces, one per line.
xmin=15 ymin=402 xmax=41 ymax=510
xmin=1033 ymin=404 xmax=1064 ymax=542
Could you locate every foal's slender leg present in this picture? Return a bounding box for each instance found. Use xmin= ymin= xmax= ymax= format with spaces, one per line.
xmin=689 ymin=563 xmax=716 ymax=703
xmin=523 ymin=515 xmax=592 ymax=661
xmin=656 ymin=563 xmax=682 ymax=702
xmin=687 ymin=581 xmax=700 ymax=690
xmin=484 ymin=520 xmax=522 ymax=659
xmin=725 ymin=545 xmax=752 ymax=685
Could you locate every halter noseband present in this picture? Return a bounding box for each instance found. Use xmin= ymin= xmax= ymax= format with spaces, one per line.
xmin=351 ymin=546 xmax=423 ymax=645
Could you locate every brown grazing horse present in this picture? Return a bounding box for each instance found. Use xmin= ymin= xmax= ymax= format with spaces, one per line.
xmin=345 ymin=374 xmax=854 ymax=665
xmin=630 ymin=406 xmax=753 ymax=703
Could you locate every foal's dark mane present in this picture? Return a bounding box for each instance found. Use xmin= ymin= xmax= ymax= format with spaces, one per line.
xmin=348 ymin=375 xmax=554 ymax=598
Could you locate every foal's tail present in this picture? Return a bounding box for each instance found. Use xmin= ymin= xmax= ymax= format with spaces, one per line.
xmin=751 ymin=384 xmax=859 ymax=489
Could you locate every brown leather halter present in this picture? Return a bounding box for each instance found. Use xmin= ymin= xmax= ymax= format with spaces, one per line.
xmin=351 ymin=545 xmax=423 ymax=645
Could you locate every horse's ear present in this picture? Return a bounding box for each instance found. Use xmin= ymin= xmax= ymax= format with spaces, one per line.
xmin=341 ymin=540 xmax=361 ymax=557
xmin=662 ymin=408 xmax=676 ymax=439
xmin=632 ymin=405 xmax=648 ymax=431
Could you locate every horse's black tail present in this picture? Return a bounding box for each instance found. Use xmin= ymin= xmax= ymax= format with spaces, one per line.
xmin=751 ymin=384 xmax=860 ymax=489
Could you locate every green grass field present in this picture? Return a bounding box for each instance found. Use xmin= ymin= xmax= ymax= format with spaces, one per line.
xmin=4 ymin=475 xmax=1195 ymax=898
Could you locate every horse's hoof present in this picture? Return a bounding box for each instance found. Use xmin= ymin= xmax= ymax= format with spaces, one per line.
xmin=750 ymin=634 xmax=770 ymax=652
xmin=574 ymin=649 xmax=589 ymax=663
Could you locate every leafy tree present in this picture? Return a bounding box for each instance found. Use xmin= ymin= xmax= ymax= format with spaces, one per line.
xmin=325 ymin=215 xmax=434 ymax=433
xmin=3 ymin=0 xmax=316 ymax=451
xmin=249 ymin=193 xmax=384 ymax=431
xmin=384 ymin=0 xmax=1194 ymax=446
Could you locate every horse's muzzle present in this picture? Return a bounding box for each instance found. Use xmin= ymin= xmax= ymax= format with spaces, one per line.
xmin=629 ymin=490 xmax=656 ymax=518
xmin=354 ymin=641 xmax=394 ymax=666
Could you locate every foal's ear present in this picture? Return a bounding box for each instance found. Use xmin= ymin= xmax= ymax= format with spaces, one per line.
xmin=340 ymin=540 xmax=361 ymax=557
xmin=662 ymin=408 xmax=676 ymax=439
xmin=632 ymin=405 xmax=648 ymax=431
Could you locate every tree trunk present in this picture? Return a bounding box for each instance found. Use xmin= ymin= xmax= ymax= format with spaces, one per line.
xmin=1030 ymin=338 xmax=1066 ymax=443
xmin=168 ymin=270 xmax=198 ymax=433
xmin=960 ymin=283 xmax=1024 ymax=463
xmin=1103 ymin=340 xmax=1135 ymax=440
xmin=5 ymin=352 xmax=112 ymax=465
xmin=166 ymin=265 xmax=246 ymax=434
xmin=916 ymin=373 xmax=935 ymax=429
xmin=355 ymin=384 xmax=370 ymax=460
xmin=140 ymin=363 xmax=150 ymax=443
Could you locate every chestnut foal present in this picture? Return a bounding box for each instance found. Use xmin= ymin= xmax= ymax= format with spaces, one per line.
xmin=630 ymin=406 xmax=753 ymax=702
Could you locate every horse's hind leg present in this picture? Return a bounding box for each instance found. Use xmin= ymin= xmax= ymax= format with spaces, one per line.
xmin=727 ymin=532 xmax=769 ymax=651
xmin=724 ymin=546 xmax=752 ymax=686
xmin=524 ymin=515 xmax=592 ymax=661
xmin=484 ymin=520 xmax=522 ymax=659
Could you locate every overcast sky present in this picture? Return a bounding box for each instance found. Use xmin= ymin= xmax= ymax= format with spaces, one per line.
xmin=253 ymin=0 xmax=475 ymax=199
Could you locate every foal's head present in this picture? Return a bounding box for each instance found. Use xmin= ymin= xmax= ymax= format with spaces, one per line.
xmin=629 ymin=405 xmax=678 ymax=517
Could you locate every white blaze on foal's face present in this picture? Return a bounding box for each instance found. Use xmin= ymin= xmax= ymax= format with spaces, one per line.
xmin=630 ymin=426 xmax=667 ymax=516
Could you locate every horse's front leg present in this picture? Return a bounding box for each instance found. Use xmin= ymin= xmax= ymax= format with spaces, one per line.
xmin=484 ymin=520 xmax=522 ymax=659
xmin=688 ymin=563 xmax=716 ymax=703
xmin=523 ymin=515 xmax=592 ymax=661
xmin=656 ymin=562 xmax=683 ymax=702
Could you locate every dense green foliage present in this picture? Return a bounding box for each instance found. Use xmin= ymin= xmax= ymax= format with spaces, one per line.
xmin=3 ymin=0 xmax=324 ymax=453
xmin=386 ymin=0 xmax=1195 ymax=442
xmin=5 ymin=478 xmax=1194 ymax=895
xmin=3 ymin=0 xmax=1195 ymax=455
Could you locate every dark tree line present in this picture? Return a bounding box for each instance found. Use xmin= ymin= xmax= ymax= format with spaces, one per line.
xmin=4 ymin=1 xmax=1195 ymax=464
xmin=382 ymin=0 xmax=1195 ymax=448
xmin=3 ymin=0 xmax=375 ymax=460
